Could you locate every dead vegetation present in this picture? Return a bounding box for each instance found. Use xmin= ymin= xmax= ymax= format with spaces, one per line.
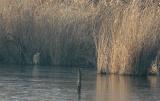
xmin=0 ymin=0 xmax=159 ymax=75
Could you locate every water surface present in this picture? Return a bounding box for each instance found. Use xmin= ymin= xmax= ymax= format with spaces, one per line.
xmin=0 ymin=65 xmax=160 ymax=101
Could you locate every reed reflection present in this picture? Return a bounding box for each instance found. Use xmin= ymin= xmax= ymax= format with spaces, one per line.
xmin=148 ymin=76 xmax=160 ymax=88
xmin=96 ymin=75 xmax=160 ymax=101
xmin=96 ymin=75 xmax=134 ymax=101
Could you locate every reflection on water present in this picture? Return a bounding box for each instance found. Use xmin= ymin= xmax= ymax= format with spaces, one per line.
xmin=0 ymin=65 xmax=160 ymax=101
xmin=96 ymin=75 xmax=131 ymax=101
xmin=96 ymin=75 xmax=160 ymax=101
xmin=78 ymin=88 xmax=81 ymax=101
xmin=32 ymin=65 xmax=39 ymax=78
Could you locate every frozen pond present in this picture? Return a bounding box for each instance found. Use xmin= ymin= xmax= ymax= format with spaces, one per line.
xmin=0 ymin=65 xmax=160 ymax=101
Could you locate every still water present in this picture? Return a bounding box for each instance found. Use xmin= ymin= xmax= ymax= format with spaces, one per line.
xmin=0 ymin=65 xmax=160 ymax=101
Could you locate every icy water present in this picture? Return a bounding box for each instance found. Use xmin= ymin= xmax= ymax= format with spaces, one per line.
xmin=0 ymin=65 xmax=160 ymax=101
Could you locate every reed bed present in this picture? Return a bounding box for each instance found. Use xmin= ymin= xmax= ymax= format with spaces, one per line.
xmin=0 ymin=0 xmax=159 ymax=75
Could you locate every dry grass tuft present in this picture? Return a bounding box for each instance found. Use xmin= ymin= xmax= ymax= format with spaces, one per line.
xmin=95 ymin=0 xmax=160 ymax=75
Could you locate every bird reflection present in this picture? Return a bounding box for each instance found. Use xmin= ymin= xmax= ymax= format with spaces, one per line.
xmin=77 ymin=68 xmax=81 ymax=101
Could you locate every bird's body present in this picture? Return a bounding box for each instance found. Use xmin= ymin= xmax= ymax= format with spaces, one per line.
xmin=33 ymin=52 xmax=40 ymax=65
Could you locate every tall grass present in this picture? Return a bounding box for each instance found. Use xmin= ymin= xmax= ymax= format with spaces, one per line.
xmin=0 ymin=0 xmax=96 ymax=66
xmin=95 ymin=0 xmax=160 ymax=75
xmin=0 ymin=0 xmax=159 ymax=75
